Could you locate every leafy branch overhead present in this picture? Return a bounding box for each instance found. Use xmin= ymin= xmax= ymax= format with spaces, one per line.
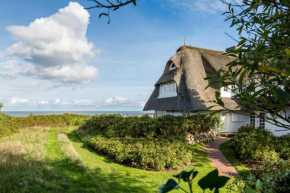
xmin=206 ymin=0 xmax=290 ymax=129
xmin=86 ymin=0 xmax=137 ymax=23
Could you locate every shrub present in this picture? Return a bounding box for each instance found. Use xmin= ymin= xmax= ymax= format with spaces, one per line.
xmin=0 ymin=113 xmax=19 ymax=138
xmin=78 ymin=113 xmax=222 ymax=170
xmin=232 ymin=125 xmax=290 ymax=162
xmin=16 ymin=113 xmax=92 ymax=128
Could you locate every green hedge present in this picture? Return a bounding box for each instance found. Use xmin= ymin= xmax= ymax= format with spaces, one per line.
xmin=16 ymin=113 xmax=92 ymax=127
xmin=77 ymin=114 xmax=222 ymax=170
xmin=232 ymin=125 xmax=290 ymax=161
xmin=0 ymin=113 xmax=92 ymax=139
xmin=0 ymin=113 xmax=19 ymax=138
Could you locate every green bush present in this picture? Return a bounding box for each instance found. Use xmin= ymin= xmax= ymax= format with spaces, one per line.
xmin=16 ymin=113 xmax=92 ymax=128
xmin=78 ymin=114 xmax=222 ymax=170
xmin=0 ymin=113 xmax=19 ymax=138
xmin=0 ymin=113 xmax=92 ymax=139
xmin=232 ymin=125 xmax=290 ymax=162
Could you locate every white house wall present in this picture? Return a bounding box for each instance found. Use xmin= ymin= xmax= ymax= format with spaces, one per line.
xmin=221 ymin=112 xmax=250 ymax=133
xmin=264 ymin=115 xmax=290 ymax=137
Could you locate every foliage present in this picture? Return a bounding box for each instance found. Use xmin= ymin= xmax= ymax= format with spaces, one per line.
xmin=230 ymin=125 xmax=290 ymax=192
xmin=15 ymin=113 xmax=92 ymax=128
xmin=77 ymin=114 xmax=222 ymax=170
xmin=232 ymin=125 xmax=290 ymax=161
xmin=0 ymin=113 xmax=19 ymax=138
xmin=79 ymin=114 xmax=222 ymax=139
xmin=208 ymin=0 xmax=290 ymax=129
xmin=0 ymin=113 xmax=91 ymax=139
xmin=159 ymin=168 xmax=230 ymax=193
xmin=0 ymin=103 xmax=3 ymax=111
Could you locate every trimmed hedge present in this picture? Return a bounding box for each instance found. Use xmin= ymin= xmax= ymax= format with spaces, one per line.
xmin=77 ymin=114 xmax=222 ymax=170
xmin=232 ymin=125 xmax=290 ymax=161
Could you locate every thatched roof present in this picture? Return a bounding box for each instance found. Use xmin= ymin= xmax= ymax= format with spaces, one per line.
xmin=143 ymin=46 xmax=241 ymax=111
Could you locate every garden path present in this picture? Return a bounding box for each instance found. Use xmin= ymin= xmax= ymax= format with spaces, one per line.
xmin=205 ymin=138 xmax=239 ymax=177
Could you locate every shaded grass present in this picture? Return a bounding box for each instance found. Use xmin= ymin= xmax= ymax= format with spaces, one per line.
xmin=220 ymin=140 xmax=251 ymax=179
xmin=0 ymin=126 xmax=234 ymax=192
xmin=0 ymin=127 xmax=101 ymax=193
xmin=68 ymin=127 xmax=232 ymax=193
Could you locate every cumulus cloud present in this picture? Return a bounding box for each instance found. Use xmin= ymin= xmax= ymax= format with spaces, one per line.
xmin=4 ymin=2 xmax=99 ymax=84
xmin=104 ymin=96 xmax=126 ymax=105
xmin=38 ymin=100 xmax=49 ymax=105
xmin=53 ymin=99 xmax=71 ymax=106
xmin=9 ymin=97 xmax=30 ymax=105
xmin=0 ymin=60 xmax=21 ymax=78
xmin=103 ymin=96 xmax=145 ymax=107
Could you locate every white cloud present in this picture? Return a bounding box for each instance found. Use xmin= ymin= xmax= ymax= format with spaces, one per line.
xmin=103 ymin=96 xmax=145 ymax=108
xmin=53 ymin=99 xmax=71 ymax=106
xmin=104 ymin=96 xmax=126 ymax=105
xmin=74 ymin=100 xmax=94 ymax=106
xmin=0 ymin=60 xmax=21 ymax=78
xmin=168 ymin=0 xmax=231 ymax=15
xmin=4 ymin=2 xmax=99 ymax=84
xmin=38 ymin=100 xmax=49 ymax=105
xmin=9 ymin=97 xmax=29 ymax=105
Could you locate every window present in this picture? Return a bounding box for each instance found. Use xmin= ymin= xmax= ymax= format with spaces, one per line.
xmin=159 ymin=82 xmax=177 ymax=98
xmin=259 ymin=113 xmax=265 ymax=128
xmin=223 ymin=87 xmax=228 ymax=91
xmin=232 ymin=113 xmax=246 ymax=122
xmin=250 ymin=113 xmax=255 ymax=126
xmin=169 ymin=62 xmax=176 ymax=70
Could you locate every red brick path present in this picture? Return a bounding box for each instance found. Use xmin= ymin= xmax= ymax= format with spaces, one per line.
xmin=205 ymin=138 xmax=239 ymax=177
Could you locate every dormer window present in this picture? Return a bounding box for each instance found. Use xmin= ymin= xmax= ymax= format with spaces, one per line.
xmin=169 ymin=62 xmax=176 ymax=70
xmin=159 ymin=82 xmax=177 ymax=98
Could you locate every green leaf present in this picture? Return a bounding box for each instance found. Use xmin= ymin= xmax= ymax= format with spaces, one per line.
xmin=173 ymin=168 xmax=196 ymax=182
xmin=132 ymin=0 xmax=137 ymax=6
xmin=255 ymin=179 xmax=263 ymax=191
xmin=198 ymin=169 xmax=230 ymax=191
xmin=159 ymin=179 xmax=178 ymax=193
xmin=245 ymin=186 xmax=257 ymax=193
xmin=239 ymin=69 xmax=247 ymax=85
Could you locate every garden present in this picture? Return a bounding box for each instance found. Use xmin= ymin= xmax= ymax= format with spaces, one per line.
xmin=1 ymin=112 xmax=290 ymax=192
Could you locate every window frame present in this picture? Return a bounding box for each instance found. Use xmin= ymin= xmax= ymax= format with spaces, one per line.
xmin=159 ymin=82 xmax=177 ymax=98
xmin=169 ymin=62 xmax=176 ymax=70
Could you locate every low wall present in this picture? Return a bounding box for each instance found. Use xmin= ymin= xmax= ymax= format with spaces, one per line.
xmin=186 ymin=130 xmax=218 ymax=144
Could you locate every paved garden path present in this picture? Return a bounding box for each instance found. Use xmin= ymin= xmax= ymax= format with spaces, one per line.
xmin=205 ymin=138 xmax=239 ymax=177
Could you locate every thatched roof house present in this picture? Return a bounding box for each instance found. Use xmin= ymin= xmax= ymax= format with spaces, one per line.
xmin=143 ymin=45 xmax=290 ymax=136
xmin=143 ymin=46 xmax=238 ymax=112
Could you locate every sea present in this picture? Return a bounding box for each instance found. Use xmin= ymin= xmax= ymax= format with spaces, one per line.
xmin=3 ymin=111 xmax=154 ymax=117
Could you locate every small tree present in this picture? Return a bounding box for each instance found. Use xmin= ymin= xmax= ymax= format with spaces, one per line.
xmin=0 ymin=103 xmax=3 ymax=111
xmin=207 ymin=0 xmax=290 ymax=129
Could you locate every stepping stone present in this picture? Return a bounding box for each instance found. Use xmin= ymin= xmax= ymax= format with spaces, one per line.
xmin=205 ymin=138 xmax=239 ymax=177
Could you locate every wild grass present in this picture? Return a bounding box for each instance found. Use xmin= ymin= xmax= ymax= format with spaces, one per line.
xmin=0 ymin=126 xmax=234 ymax=193
xmin=57 ymin=131 xmax=81 ymax=163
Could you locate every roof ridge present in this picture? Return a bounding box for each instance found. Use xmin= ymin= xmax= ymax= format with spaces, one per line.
xmin=177 ymin=46 xmax=224 ymax=54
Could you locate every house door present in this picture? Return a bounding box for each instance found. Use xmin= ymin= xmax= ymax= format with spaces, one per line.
xmin=259 ymin=113 xmax=265 ymax=129
xmin=250 ymin=113 xmax=255 ymax=127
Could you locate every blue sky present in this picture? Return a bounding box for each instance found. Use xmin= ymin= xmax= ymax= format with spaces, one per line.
xmin=0 ymin=0 xmax=239 ymax=111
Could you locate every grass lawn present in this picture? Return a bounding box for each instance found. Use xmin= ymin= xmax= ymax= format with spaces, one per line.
xmin=0 ymin=126 xmax=235 ymax=192
xmin=219 ymin=140 xmax=251 ymax=179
